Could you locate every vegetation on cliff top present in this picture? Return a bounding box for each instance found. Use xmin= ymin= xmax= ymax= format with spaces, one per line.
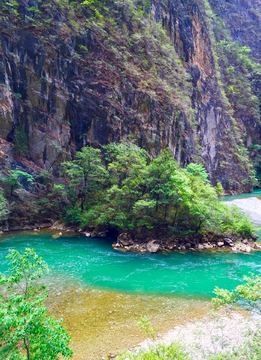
xmin=47 ymin=140 xmax=254 ymax=237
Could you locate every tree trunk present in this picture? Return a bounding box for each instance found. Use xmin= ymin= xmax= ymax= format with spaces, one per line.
xmin=195 ymin=220 xmax=203 ymax=233
xmin=24 ymin=338 xmax=30 ymax=360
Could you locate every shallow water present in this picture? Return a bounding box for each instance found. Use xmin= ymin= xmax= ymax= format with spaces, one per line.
xmin=0 ymin=231 xmax=214 ymax=359
xmin=1 ymin=191 xmax=261 ymax=359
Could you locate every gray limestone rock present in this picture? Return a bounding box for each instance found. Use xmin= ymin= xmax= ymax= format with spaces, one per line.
xmin=146 ymin=240 xmax=160 ymax=253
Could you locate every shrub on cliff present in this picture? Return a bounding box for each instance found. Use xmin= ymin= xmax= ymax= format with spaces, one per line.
xmin=0 ymin=192 xmax=9 ymax=221
xmin=56 ymin=141 xmax=254 ymax=236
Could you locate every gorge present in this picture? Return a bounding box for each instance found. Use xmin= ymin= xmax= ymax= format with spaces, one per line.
xmin=1 ymin=0 xmax=261 ymax=358
xmin=1 ymin=0 xmax=261 ymax=232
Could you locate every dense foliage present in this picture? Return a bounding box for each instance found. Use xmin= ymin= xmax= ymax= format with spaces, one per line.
xmin=0 ymin=248 xmax=73 ymax=360
xmin=52 ymin=141 xmax=253 ymax=237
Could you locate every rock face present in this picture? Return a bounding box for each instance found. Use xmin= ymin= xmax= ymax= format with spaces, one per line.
xmin=0 ymin=0 xmax=260 ymax=193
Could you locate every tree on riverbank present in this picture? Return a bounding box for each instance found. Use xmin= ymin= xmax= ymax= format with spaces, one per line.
xmin=0 ymin=248 xmax=72 ymax=360
xmin=213 ymin=273 xmax=261 ymax=314
xmin=51 ymin=141 xmax=254 ymax=237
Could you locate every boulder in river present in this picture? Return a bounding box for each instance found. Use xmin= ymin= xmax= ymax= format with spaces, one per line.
xmin=147 ymin=240 xmax=160 ymax=253
xmin=217 ymin=241 xmax=224 ymax=247
xmin=117 ymin=233 xmax=134 ymax=246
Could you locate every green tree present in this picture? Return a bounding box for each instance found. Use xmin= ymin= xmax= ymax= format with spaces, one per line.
xmin=186 ymin=163 xmax=210 ymax=183
xmin=62 ymin=146 xmax=108 ymax=213
xmin=0 ymin=248 xmax=73 ymax=360
xmin=103 ymin=140 xmax=148 ymax=187
xmin=184 ymin=170 xmax=218 ymax=233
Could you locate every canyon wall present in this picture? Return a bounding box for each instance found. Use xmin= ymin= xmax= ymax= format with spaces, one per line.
xmin=0 ymin=0 xmax=260 ymax=193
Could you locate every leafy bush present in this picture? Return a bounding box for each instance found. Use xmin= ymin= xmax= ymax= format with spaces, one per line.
xmin=213 ymin=274 xmax=261 ymax=313
xmin=0 ymin=192 xmax=9 ymax=221
xmin=212 ymin=274 xmax=261 ymax=359
xmin=137 ymin=316 xmax=157 ymax=340
xmin=0 ymin=248 xmax=73 ymax=360
xmin=13 ymin=125 xmax=29 ymax=157
xmin=115 ymin=343 xmax=191 ymax=360
xmin=0 ymin=170 xmax=34 ymax=196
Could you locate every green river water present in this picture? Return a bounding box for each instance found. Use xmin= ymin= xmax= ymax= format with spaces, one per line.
xmin=0 ymin=190 xmax=261 ymax=359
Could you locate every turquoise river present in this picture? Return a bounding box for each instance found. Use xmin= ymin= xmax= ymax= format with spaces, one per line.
xmin=1 ymin=190 xmax=261 ymax=359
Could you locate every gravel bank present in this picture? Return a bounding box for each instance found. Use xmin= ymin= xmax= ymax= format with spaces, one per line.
xmin=136 ymin=311 xmax=260 ymax=359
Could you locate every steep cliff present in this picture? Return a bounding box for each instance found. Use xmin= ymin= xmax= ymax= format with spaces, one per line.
xmin=0 ymin=0 xmax=261 ymax=226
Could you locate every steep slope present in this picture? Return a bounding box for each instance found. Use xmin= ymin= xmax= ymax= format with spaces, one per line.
xmin=0 ymin=0 xmax=260 ymax=201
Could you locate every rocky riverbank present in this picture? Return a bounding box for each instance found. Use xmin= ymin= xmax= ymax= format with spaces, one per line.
xmin=112 ymin=232 xmax=260 ymax=254
xmin=1 ymin=220 xmax=259 ymax=255
xmin=49 ymin=222 xmax=261 ymax=254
